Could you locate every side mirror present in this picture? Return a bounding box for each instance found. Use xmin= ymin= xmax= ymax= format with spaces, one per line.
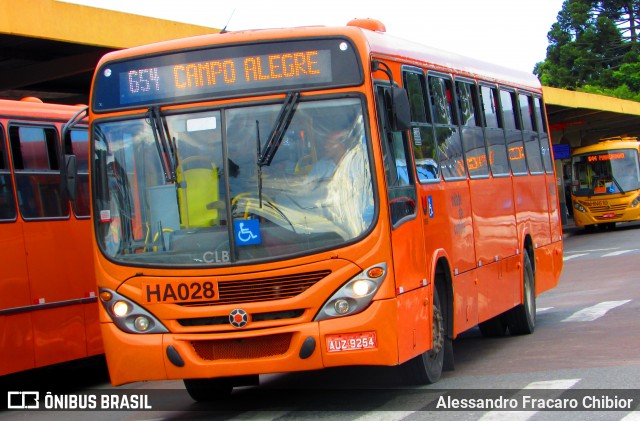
xmin=389 ymin=87 xmax=411 ymax=132
xmin=64 ymin=154 xmax=78 ymax=201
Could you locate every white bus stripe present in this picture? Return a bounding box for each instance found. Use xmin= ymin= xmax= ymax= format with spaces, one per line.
xmin=562 ymin=300 xmax=631 ymax=322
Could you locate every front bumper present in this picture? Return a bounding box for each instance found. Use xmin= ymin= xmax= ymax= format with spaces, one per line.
xmin=102 ymin=299 xmax=399 ymax=386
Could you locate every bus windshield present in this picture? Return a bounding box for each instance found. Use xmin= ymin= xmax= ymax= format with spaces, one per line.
xmin=571 ymin=148 xmax=640 ymax=196
xmin=93 ymin=97 xmax=374 ymax=266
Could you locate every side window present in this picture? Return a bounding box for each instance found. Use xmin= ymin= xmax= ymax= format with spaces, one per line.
xmin=0 ymin=126 xmax=17 ymax=221
xmin=500 ymin=88 xmax=527 ymax=175
xmin=429 ymin=75 xmax=465 ymax=180
xmin=403 ymin=70 xmax=439 ymax=183
xmin=65 ymin=128 xmax=90 ymax=217
xmin=535 ymin=97 xmax=554 ymax=174
xmin=479 ymin=84 xmax=510 ymax=176
xmin=10 ymin=125 xmax=68 ymax=219
xmin=377 ymin=85 xmax=416 ymax=226
xmin=457 ymin=80 xmax=489 ymax=178
xmin=519 ymin=92 xmax=544 ymax=174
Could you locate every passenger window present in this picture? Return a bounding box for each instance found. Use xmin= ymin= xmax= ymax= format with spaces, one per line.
xmin=480 ymin=85 xmax=509 ymax=177
xmin=480 ymin=86 xmax=500 ymax=129
xmin=429 ymin=76 xmax=456 ymax=125
xmin=10 ymin=125 xmax=68 ymax=219
xmin=404 ymin=72 xmax=428 ymax=123
xmin=535 ymin=97 xmax=554 ymax=174
xmin=429 ymin=75 xmax=465 ymax=180
xmin=520 ymin=93 xmax=543 ymax=174
xmin=457 ymin=81 xmax=488 ymax=178
xmin=0 ymin=127 xmax=17 ymax=221
xmin=404 ymin=70 xmax=439 ymax=183
xmin=500 ymin=89 xmax=527 ymax=175
xmin=500 ymin=90 xmax=518 ymax=130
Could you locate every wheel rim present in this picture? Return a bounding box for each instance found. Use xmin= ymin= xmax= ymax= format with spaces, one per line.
xmin=431 ymin=305 xmax=444 ymax=357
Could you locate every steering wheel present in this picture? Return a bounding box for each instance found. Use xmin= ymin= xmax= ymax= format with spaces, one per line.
xmin=231 ymin=191 xmax=295 ymax=232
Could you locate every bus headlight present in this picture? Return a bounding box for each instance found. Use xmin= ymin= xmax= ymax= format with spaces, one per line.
xmin=315 ymin=263 xmax=387 ymax=321
xmin=574 ymin=202 xmax=587 ymax=213
xmin=112 ymin=301 xmax=131 ymax=317
xmin=631 ymin=197 xmax=640 ymax=208
xmin=99 ymin=288 xmax=168 ymax=334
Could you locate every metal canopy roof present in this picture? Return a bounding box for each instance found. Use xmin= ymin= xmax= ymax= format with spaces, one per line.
xmin=0 ymin=0 xmax=217 ymax=104
xmin=545 ymin=87 xmax=640 ymax=147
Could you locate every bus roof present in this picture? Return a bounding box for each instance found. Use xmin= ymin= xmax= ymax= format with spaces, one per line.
xmin=94 ymin=20 xmax=541 ymax=93
xmin=0 ymin=98 xmax=85 ymax=121
xmin=572 ymin=137 xmax=640 ymax=155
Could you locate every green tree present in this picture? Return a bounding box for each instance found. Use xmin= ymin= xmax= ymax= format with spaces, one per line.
xmin=534 ymin=0 xmax=640 ymax=100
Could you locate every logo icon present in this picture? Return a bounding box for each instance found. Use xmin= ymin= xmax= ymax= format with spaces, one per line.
xmin=234 ymin=219 xmax=261 ymax=246
xmin=7 ymin=391 xmax=39 ymax=409
xmin=229 ymin=308 xmax=249 ymax=328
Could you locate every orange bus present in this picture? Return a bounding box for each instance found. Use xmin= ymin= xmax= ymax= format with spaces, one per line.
xmin=0 ymin=98 xmax=102 ymax=376
xmin=84 ymin=19 xmax=563 ymax=400
xmin=570 ymin=136 xmax=640 ymax=230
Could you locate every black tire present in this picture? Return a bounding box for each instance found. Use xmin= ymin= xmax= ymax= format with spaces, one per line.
xmin=507 ymin=252 xmax=536 ymax=335
xmin=400 ymin=285 xmax=446 ymax=384
xmin=479 ymin=313 xmax=508 ymax=337
xmin=183 ymin=378 xmax=233 ymax=402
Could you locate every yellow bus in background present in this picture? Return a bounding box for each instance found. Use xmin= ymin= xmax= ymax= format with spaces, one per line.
xmin=571 ymin=137 xmax=640 ymax=230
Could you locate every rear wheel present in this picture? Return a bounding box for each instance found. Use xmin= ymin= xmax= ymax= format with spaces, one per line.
xmin=507 ymin=252 xmax=536 ymax=335
xmin=183 ymin=378 xmax=233 ymax=402
xmin=400 ymin=285 xmax=446 ymax=384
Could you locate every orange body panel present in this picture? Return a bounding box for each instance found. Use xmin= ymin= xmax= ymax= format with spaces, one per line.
xmin=469 ymin=177 xmax=518 ymax=263
xmin=0 ymin=99 xmax=102 ymax=376
xmin=514 ymin=175 xmax=552 ymax=248
xmin=395 ymin=286 xmax=431 ymax=364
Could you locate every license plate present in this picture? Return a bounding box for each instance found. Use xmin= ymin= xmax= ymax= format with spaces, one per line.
xmin=141 ymin=280 xmax=218 ymax=303
xmin=326 ymin=332 xmax=377 ymax=352
xmin=602 ymin=212 xmax=616 ymax=218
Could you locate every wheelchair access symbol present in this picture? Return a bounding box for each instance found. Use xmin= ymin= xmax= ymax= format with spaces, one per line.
xmin=234 ymin=219 xmax=261 ymax=246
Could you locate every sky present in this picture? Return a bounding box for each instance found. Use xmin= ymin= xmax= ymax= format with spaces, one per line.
xmin=61 ymin=0 xmax=566 ymax=74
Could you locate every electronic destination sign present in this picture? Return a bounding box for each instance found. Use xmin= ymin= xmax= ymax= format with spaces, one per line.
xmin=92 ymin=38 xmax=363 ymax=112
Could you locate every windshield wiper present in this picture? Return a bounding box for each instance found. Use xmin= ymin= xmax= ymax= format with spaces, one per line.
xmin=257 ymin=91 xmax=300 ymax=167
xmin=611 ymin=174 xmax=625 ymax=194
xmin=147 ymin=106 xmax=177 ymax=182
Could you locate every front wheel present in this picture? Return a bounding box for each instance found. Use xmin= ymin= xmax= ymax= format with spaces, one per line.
xmin=400 ymin=285 xmax=447 ymax=384
xmin=507 ymin=252 xmax=536 ymax=335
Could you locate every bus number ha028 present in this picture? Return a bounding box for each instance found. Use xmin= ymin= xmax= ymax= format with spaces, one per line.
xmin=326 ymin=332 xmax=377 ymax=352
xmin=142 ymin=280 xmax=217 ymax=303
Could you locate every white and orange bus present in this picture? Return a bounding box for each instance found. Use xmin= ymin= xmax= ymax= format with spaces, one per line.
xmin=84 ymin=19 xmax=563 ymax=400
xmin=570 ymin=136 xmax=640 ymax=230
xmin=0 ymin=98 xmax=102 ymax=376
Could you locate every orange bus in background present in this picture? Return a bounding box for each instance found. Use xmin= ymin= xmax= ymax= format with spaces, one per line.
xmin=84 ymin=19 xmax=563 ymax=400
xmin=0 ymin=98 xmax=102 ymax=376
xmin=570 ymin=137 xmax=640 ymax=231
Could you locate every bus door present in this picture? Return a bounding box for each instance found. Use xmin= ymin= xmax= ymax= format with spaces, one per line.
xmin=375 ymin=84 xmax=431 ymax=362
